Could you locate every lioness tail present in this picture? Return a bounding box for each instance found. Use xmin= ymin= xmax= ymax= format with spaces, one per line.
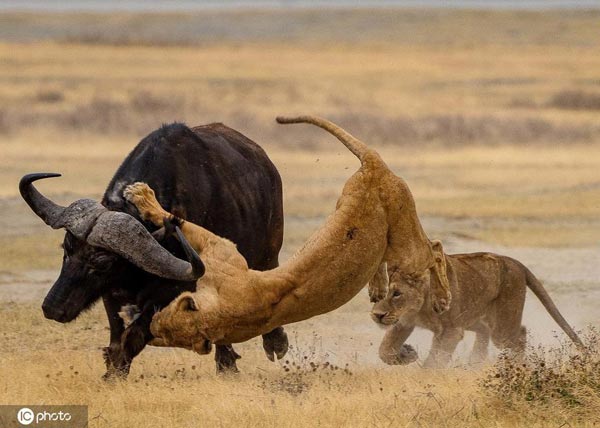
xmin=276 ymin=115 xmax=371 ymax=163
xmin=525 ymin=267 xmax=584 ymax=348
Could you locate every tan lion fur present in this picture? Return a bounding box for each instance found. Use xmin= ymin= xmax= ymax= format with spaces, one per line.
xmin=371 ymin=240 xmax=584 ymax=368
xmin=123 ymin=115 xmax=451 ymax=353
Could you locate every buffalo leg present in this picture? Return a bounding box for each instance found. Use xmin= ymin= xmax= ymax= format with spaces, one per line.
xmin=215 ymin=345 xmax=241 ymax=373
xmin=101 ymin=295 xmax=126 ymax=377
xmin=105 ymin=308 xmax=154 ymax=379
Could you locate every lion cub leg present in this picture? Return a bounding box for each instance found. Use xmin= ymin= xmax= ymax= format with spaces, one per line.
xmin=423 ymin=327 xmax=464 ymax=368
xmin=468 ymin=321 xmax=490 ymax=365
xmin=368 ymin=263 xmax=388 ymax=303
xmin=378 ymin=323 xmax=418 ymax=365
xmin=492 ymin=325 xmax=527 ymax=359
xmin=489 ymin=284 xmax=527 ymax=358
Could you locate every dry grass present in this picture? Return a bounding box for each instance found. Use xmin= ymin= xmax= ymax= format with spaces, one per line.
xmin=1 ymin=301 xmax=597 ymax=428
xmin=482 ymin=328 xmax=600 ymax=420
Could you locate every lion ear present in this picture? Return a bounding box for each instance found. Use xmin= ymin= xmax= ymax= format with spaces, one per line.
xmin=431 ymin=240 xmax=444 ymax=262
xmin=178 ymin=295 xmax=199 ymax=312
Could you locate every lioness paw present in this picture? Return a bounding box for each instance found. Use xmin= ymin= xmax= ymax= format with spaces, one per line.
xmin=399 ymin=344 xmax=418 ymax=364
xmin=368 ymin=283 xmax=387 ymax=303
xmin=432 ymin=297 xmax=451 ymax=314
xmin=123 ymin=182 xmax=154 ymax=203
xmin=124 ymin=182 xmax=165 ymax=224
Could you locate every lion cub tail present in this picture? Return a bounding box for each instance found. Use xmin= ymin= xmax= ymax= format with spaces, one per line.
xmin=524 ymin=267 xmax=585 ymax=348
xmin=276 ymin=115 xmax=373 ymax=164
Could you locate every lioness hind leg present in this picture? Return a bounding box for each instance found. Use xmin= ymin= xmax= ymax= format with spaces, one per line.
xmin=468 ymin=322 xmax=490 ymax=365
xmin=424 ymin=327 xmax=463 ymax=368
xmin=368 ymin=262 xmax=388 ymax=303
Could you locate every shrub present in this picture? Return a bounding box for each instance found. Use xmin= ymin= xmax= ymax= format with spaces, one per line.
xmin=35 ymin=89 xmax=64 ymax=104
xmin=481 ymin=327 xmax=600 ymax=411
xmin=548 ymin=90 xmax=600 ymax=111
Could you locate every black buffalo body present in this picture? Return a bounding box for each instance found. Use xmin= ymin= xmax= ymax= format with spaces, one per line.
xmin=40 ymin=123 xmax=286 ymax=377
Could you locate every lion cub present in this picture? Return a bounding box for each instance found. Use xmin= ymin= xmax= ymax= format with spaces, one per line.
xmin=371 ymin=240 xmax=583 ymax=368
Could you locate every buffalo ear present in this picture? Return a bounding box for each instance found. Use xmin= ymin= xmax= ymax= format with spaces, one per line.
xmin=178 ymin=295 xmax=199 ymax=312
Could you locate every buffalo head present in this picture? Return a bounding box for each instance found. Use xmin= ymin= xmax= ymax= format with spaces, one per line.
xmin=20 ymin=173 xmax=204 ymax=323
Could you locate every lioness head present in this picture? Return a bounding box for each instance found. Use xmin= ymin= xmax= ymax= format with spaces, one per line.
xmin=371 ymin=240 xmax=448 ymax=326
xmin=150 ymin=292 xmax=213 ymax=355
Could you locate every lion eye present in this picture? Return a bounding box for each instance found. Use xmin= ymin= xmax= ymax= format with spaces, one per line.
xmin=392 ymin=290 xmax=403 ymax=298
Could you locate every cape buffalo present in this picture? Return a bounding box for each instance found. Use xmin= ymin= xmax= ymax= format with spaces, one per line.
xmin=20 ymin=123 xmax=288 ymax=378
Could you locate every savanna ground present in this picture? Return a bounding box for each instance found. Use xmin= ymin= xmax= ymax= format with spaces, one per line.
xmin=1 ymin=8 xmax=600 ymax=427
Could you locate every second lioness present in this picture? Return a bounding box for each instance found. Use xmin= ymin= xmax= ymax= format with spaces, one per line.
xmin=371 ymin=241 xmax=583 ymax=368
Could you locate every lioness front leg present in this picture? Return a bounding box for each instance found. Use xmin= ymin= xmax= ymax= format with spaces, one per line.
xmin=368 ymin=263 xmax=388 ymax=303
xmin=424 ymin=327 xmax=463 ymax=368
xmin=378 ymin=323 xmax=418 ymax=365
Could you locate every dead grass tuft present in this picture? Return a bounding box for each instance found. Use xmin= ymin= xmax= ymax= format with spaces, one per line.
xmin=35 ymin=89 xmax=64 ymax=104
xmin=482 ymin=327 xmax=600 ymax=416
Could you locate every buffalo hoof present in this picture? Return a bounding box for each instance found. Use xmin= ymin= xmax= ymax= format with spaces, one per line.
xmin=102 ymin=345 xmax=122 ymax=371
xmin=215 ymin=345 xmax=241 ymax=374
xmin=102 ymin=347 xmax=132 ymax=381
xmin=262 ymin=328 xmax=289 ymax=362
xmin=216 ymin=363 xmax=240 ymax=375
xmin=102 ymin=366 xmax=129 ymax=382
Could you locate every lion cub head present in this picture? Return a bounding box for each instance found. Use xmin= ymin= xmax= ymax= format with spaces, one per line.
xmin=371 ymin=240 xmax=448 ymax=326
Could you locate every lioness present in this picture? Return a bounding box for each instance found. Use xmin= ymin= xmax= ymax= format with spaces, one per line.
xmin=371 ymin=240 xmax=583 ymax=368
